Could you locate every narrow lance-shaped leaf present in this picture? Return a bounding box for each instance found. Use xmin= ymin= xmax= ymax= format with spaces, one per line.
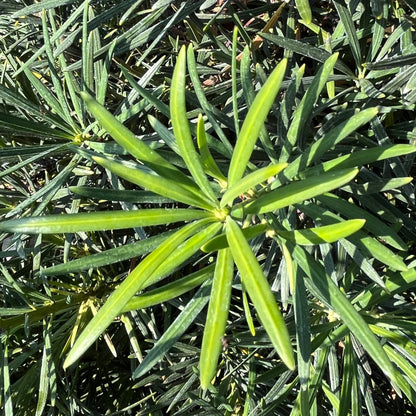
xmin=317 ymin=193 xmax=407 ymax=250
xmin=42 ymin=230 xmax=176 ymax=276
xmin=338 ymin=335 xmax=354 ymax=416
xmin=282 ymin=107 xmax=379 ymax=181
xmin=81 ymin=92 xmax=203 ymax=196
xmin=170 ymin=45 xmax=218 ymax=203
xmin=133 ymin=280 xmax=212 ymax=380
xmin=221 ymin=163 xmax=288 ymax=208
xmin=226 ymin=217 xmax=295 ymax=370
xmin=63 ymin=218 xmax=218 ymax=369
xmin=236 ymin=168 xmax=358 ymax=216
xmin=0 ymin=209 xmax=209 ymax=234
xmin=295 ymin=0 xmax=312 ymax=23
xmin=93 ymin=156 xmax=216 ymax=210
xmin=35 ymin=319 xmax=50 ymax=416
xmin=196 ymin=114 xmax=227 ymax=187
xmin=276 ymin=219 xmax=365 ymax=246
xmin=292 ymin=266 xmax=311 ymax=391
xmin=307 ymin=144 xmax=416 ymax=174
xmin=200 ymin=248 xmax=234 ymax=389
xmin=228 ymin=59 xmax=287 ymax=186
xmin=298 ymin=202 xmax=408 ymax=272
xmin=332 ymin=0 xmax=362 ymax=69
xmin=121 ymin=264 xmax=215 ymax=313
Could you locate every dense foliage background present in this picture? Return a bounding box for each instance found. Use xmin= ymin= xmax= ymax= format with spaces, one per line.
xmin=1 ymin=0 xmax=416 ymax=415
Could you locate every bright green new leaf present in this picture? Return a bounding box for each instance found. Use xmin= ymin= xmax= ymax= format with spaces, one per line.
xmin=221 ymin=163 xmax=287 ymax=208
xmin=200 ymin=248 xmax=234 ymax=389
xmin=238 ymin=168 xmax=358 ymax=215
xmin=295 ymin=0 xmax=312 ymax=23
xmin=228 ymin=59 xmax=287 ymax=186
xmin=121 ymin=264 xmax=215 ymax=313
xmin=226 ymin=217 xmax=295 ymax=370
xmin=81 ymin=92 xmax=202 ymax=195
xmin=0 ymin=209 xmax=208 ymax=234
xmin=196 ymin=114 xmax=227 ymax=186
xmin=93 ymin=156 xmax=216 ymax=210
xmin=276 ymin=219 xmax=365 ymax=246
xmin=170 ymin=45 xmax=218 ymax=203
xmin=63 ymin=218 xmax=217 ymax=369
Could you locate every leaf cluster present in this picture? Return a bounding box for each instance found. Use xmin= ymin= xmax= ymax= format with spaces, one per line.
xmin=1 ymin=1 xmax=416 ymax=415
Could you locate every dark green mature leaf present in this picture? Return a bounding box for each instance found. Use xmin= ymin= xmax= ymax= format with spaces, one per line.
xmin=261 ymin=33 xmax=354 ymax=76
xmin=290 ymin=244 xmax=400 ymax=386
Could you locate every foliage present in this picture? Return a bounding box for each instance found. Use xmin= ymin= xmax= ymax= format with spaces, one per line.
xmin=1 ymin=0 xmax=416 ymax=415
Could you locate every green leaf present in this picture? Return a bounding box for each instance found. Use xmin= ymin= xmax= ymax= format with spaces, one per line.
xmin=299 ymin=202 xmax=408 ymax=274
xmin=332 ymin=0 xmax=362 ymax=69
xmin=0 ymin=209 xmax=209 ymax=234
xmin=276 ymin=219 xmax=365 ymax=245
xmin=0 ymin=113 xmax=72 ymax=140
xmin=227 ymin=59 xmax=287 ymax=186
xmin=238 ymin=168 xmax=358 ymax=215
xmin=133 ymin=280 xmax=212 ymax=379
xmin=196 ymin=114 xmax=227 ymax=186
xmin=200 ymin=248 xmax=234 ymax=389
xmin=81 ymin=92 xmax=203 ymax=195
xmin=42 ymin=230 xmax=177 ymax=275
xmin=283 ymin=107 xmax=379 ymax=180
xmin=186 ymin=42 xmax=233 ymax=154
xmin=36 ymin=319 xmax=52 ymax=416
xmin=121 ymin=264 xmax=215 ymax=313
xmin=306 ymin=144 xmax=416 ymax=175
xmin=260 ymin=33 xmax=354 ymax=76
xmin=170 ymin=46 xmax=218 ymax=203
xmin=338 ymin=335 xmax=354 ymax=416
xmin=226 ymin=217 xmax=295 ymax=370
xmin=282 ymin=53 xmax=339 ymax=161
xmin=11 ymin=0 xmax=78 ymax=17
xmin=69 ymin=186 xmax=173 ymax=204
xmin=2 ymin=341 xmax=13 ymax=416
xmin=63 ymin=218 xmax=218 ymax=369
xmin=317 ymin=193 xmax=407 ymax=250
xmin=221 ymin=163 xmax=287 ymax=208
xmin=291 ymin=244 xmax=400 ymax=387
xmin=293 ymin=267 xmax=311 ymax=390
xmin=93 ymin=156 xmax=216 ymax=210
xmin=295 ymin=0 xmax=312 ymax=24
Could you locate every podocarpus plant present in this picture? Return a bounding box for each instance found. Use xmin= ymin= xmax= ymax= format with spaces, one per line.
xmin=2 ymin=39 xmax=416 ymax=412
